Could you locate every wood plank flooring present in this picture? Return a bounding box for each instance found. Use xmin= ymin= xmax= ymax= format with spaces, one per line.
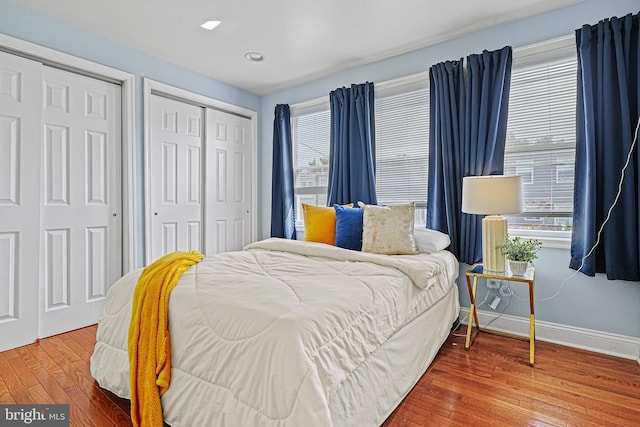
xmin=1 ymin=324 xmax=639 ymax=426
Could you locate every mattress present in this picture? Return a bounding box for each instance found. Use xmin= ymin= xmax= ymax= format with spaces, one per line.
xmin=90 ymin=238 xmax=459 ymax=426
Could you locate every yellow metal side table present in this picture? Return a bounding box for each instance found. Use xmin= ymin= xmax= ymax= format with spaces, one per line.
xmin=464 ymin=264 xmax=536 ymax=366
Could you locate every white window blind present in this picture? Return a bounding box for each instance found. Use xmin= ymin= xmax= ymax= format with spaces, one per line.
xmin=291 ymin=100 xmax=330 ymax=224
xmin=375 ymin=74 xmax=430 ymax=225
xmin=504 ymin=36 xmax=577 ymax=234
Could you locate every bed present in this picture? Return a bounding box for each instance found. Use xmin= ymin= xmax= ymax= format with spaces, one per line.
xmin=90 ymin=237 xmax=459 ymax=426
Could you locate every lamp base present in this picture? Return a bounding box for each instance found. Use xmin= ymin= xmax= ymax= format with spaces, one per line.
xmin=482 ymin=215 xmax=507 ymax=273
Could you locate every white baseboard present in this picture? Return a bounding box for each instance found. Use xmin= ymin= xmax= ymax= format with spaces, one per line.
xmin=460 ymin=307 xmax=640 ymax=362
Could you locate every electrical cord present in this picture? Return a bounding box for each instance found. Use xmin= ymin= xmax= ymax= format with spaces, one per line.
xmin=499 ymin=284 xmax=513 ymax=297
xmin=537 ymin=115 xmax=640 ymax=302
xmin=451 ymin=292 xmax=514 ymax=338
xmin=482 ymin=292 xmax=512 ymax=330
xmin=451 ymin=323 xmax=469 ymax=338
xmin=451 ymin=288 xmax=497 ymax=337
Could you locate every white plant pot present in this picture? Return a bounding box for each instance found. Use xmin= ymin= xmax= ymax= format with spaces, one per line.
xmin=509 ymin=260 xmax=529 ymax=276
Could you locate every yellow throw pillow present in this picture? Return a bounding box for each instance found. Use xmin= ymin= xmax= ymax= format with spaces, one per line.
xmin=302 ymin=203 xmax=353 ymax=245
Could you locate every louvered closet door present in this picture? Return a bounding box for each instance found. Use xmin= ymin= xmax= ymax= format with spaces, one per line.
xmin=0 ymin=51 xmax=42 ymax=352
xmin=39 ymin=66 xmax=122 ymax=338
xmin=149 ymin=95 xmax=203 ymax=262
xmin=205 ymin=108 xmax=253 ymax=254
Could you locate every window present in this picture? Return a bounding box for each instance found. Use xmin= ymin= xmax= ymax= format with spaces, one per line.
xmin=556 ymin=163 xmax=573 ymax=184
xmin=290 ymin=74 xmax=430 ymax=227
xmin=291 ymin=100 xmax=330 ymax=226
xmin=515 ymin=162 xmax=534 ymax=185
xmin=504 ymin=36 xmax=577 ymax=238
xmin=375 ymin=73 xmax=430 ymax=226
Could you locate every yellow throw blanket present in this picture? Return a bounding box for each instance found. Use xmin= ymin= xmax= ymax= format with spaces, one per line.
xmin=128 ymin=250 xmax=204 ymax=427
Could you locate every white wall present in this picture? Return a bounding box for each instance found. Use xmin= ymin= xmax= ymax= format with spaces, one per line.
xmin=258 ymin=0 xmax=640 ymax=344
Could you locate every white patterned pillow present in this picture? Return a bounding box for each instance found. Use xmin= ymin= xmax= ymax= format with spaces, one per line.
xmin=361 ymin=203 xmax=418 ymax=255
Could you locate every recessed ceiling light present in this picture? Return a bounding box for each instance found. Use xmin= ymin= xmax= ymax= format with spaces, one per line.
xmin=201 ymin=20 xmax=221 ymax=30
xmin=244 ymin=52 xmax=264 ymax=62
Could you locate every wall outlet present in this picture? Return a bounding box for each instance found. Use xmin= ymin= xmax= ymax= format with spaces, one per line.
xmin=487 ymin=279 xmax=500 ymax=289
xmin=489 ymin=296 xmax=501 ymax=310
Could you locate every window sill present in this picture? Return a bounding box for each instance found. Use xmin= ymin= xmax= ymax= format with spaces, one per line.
xmin=508 ymin=229 xmax=571 ymax=249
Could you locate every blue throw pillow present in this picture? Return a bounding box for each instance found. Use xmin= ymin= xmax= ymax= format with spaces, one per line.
xmin=334 ymin=205 xmax=364 ymax=251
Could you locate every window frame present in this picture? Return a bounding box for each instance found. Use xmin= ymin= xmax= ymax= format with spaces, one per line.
xmin=290 ymin=97 xmax=331 ymax=231
xmin=505 ymin=35 xmax=577 ymax=248
xmin=290 ymin=72 xmax=431 ymax=231
xmin=374 ymin=71 xmax=430 ymax=226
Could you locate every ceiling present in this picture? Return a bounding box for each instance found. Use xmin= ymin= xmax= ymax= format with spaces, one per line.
xmin=14 ymin=0 xmax=584 ymax=95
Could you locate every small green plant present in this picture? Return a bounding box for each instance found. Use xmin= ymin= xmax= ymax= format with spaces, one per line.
xmin=500 ymin=235 xmax=542 ymax=263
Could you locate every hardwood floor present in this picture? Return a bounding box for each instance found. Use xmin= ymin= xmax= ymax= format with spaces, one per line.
xmin=383 ymin=328 xmax=640 ymax=426
xmin=1 ymin=325 xmax=639 ymax=426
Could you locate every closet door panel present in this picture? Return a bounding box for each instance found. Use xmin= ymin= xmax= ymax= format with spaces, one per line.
xmin=204 ymin=109 xmax=253 ymax=254
xmin=148 ymin=95 xmax=203 ymax=262
xmin=0 ymin=51 xmax=41 ymax=352
xmin=39 ymin=66 xmax=121 ymax=338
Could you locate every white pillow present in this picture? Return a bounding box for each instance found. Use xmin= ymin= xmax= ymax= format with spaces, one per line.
xmin=414 ymin=227 xmax=451 ymax=253
xmin=361 ymin=203 xmax=418 ymax=255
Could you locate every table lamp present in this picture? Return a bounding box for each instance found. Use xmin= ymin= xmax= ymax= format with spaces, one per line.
xmin=461 ymin=175 xmax=523 ymax=272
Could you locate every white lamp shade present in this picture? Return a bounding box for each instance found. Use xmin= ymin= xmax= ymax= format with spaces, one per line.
xmin=461 ymin=175 xmax=524 ymax=215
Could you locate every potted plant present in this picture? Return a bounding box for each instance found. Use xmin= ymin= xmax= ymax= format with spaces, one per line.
xmin=500 ymin=235 xmax=542 ymax=275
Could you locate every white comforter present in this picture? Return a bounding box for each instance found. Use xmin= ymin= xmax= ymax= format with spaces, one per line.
xmin=90 ymin=238 xmax=458 ymax=426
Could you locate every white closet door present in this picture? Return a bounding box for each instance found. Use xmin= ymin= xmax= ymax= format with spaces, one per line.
xmin=149 ymin=95 xmax=203 ymax=262
xmin=0 ymin=51 xmax=42 ymax=352
xmin=39 ymin=66 xmax=122 ymax=338
xmin=205 ymin=108 xmax=253 ymax=254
